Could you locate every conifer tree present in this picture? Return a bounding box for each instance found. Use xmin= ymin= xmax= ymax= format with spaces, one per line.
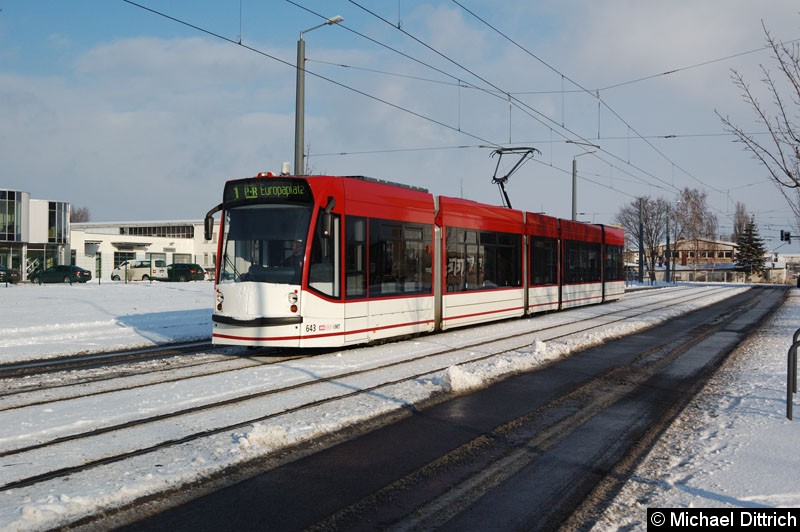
xmin=735 ymin=216 xmax=766 ymax=282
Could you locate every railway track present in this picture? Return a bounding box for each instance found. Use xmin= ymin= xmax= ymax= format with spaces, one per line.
xmin=125 ymin=284 xmax=787 ymax=531
xmin=0 ymin=285 xmax=761 ymax=530
xmin=0 ymin=340 xmax=224 ymax=379
xmin=0 ymin=285 xmax=700 ymax=409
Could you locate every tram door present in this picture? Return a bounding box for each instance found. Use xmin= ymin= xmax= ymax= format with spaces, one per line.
xmin=305 ymin=209 xmax=346 ymax=344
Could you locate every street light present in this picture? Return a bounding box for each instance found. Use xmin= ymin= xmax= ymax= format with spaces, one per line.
xmin=295 ymin=15 xmax=344 ymax=176
xmin=566 ymin=140 xmax=599 ymax=221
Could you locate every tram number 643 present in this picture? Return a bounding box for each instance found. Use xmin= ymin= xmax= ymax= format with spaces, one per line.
xmin=305 ymin=324 xmax=317 ymax=333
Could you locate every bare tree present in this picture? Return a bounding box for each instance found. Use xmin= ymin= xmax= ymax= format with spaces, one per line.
xmin=614 ymin=196 xmax=669 ymax=280
xmin=674 ymin=188 xmax=718 ymax=240
xmin=70 ymin=206 xmax=91 ymax=223
xmin=731 ymin=201 xmax=749 ymax=242
xmin=673 ymin=187 xmax=719 ymax=267
xmin=718 ymin=21 xmax=800 ymax=229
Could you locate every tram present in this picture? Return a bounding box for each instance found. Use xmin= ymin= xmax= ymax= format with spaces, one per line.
xmin=204 ymin=173 xmax=624 ymax=348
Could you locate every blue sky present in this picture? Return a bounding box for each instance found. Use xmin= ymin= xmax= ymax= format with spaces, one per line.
xmin=2 ymin=1 xmax=800 ymax=252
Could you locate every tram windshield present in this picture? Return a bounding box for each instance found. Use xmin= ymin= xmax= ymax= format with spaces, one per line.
xmin=219 ymin=203 xmax=312 ymax=284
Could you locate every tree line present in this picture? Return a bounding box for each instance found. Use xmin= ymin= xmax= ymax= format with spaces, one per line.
xmin=614 ymin=188 xmax=766 ymax=281
xmin=615 ymin=16 xmax=800 ymax=283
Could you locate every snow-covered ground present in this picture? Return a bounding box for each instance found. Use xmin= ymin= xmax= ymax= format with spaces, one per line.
xmin=593 ymin=286 xmax=800 ymax=528
xmin=0 ymin=281 xmax=212 ymax=363
xmin=0 ymin=281 xmax=798 ymax=530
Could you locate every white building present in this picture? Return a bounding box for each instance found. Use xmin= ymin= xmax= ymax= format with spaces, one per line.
xmin=70 ymin=220 xmax=220 ymax=281
xmin=0 ymin=189 xmax=70 ymax=280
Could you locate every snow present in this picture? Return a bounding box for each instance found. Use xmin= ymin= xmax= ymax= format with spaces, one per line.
xmin=0 ymin=282 xmax=212 ymax=363
xmin=0 ymin=281 xmax=799 ymax=530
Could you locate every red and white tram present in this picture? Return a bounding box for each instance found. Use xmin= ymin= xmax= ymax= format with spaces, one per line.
xmin=204 ymin=173 xmax=624 ymax=348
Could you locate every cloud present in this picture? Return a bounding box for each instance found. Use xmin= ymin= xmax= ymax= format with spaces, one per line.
xmin=0 ymin=36 xmax=302 ymax=220
xmin=2 ymin=1 xmax=798 ymax=232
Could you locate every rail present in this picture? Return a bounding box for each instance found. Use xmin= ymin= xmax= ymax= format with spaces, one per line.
xmin=787 ymin=327 xmax=800 ymax=419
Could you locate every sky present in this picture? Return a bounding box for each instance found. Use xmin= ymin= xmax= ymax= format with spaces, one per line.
xmin=2 ymin=1 xmax=800 ymax=250
xmin=1 ymin=281 xmax=797 ymax=530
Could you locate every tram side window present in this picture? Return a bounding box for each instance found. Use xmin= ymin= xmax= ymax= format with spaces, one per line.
xmin=564 ymin=240 xmax=601 ymax=284
xmin=530 ymin=237 xmax=558 ymax=285
xmin=308 ymin=209 xmax=340 ymax=298
xmin=346 ymin=216 xmax=367 ymax=299
xmin=446 ymin=228 xmax=521 ymax=292
xmin=368 ymin=219 xmax=432 ymax=297
xmin=604 ymin=244 xmax=624 ymax=281
xmin=466 ymin=232 xmax=480 ymax=289
xmin=481 ymin=232 xmax=521 ymax=288
xmin=446 ymin=228 xmax=467 ymax=292
xmin=404 ymin=225 xmax=433 ymax=294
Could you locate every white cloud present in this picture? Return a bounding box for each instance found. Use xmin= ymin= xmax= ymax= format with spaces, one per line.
xmin=1 ymin=2 xmax=798 ymax=232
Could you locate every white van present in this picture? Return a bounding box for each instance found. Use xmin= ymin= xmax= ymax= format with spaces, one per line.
xmin=111 ymin=259 xmax=168 ymax=281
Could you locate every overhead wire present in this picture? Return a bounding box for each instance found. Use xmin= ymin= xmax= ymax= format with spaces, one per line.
xmin=124 ymin=0 xmax=719 ymax=202
xmin=450 ymin=0 xmax=725 ymax=194
xmin=123 ymin=0 xmax=777 ymax=224
xmin=307 ymin=58 xmax=463 ymax=88
xmin=292 ymin=0 xmax=667 ymax=199
xmin=285 ymin=0 xmax=485 ymax=93
xmin=344 ymin=0 xmax=684 ymax=197
xmin=285 ymin=0 xmax=583 ymax=158
xmin=598 ymin=38 xmax=800 ymax=91
xmin=120 ymin=0 xmax=500 ymax=149
xmin=122 ymin=0 xmax=607 ymax=205
xmin=315 ymin=0 xmax=753 ymax=207
xmin=447 ymin=1 xmax=795 ymax=232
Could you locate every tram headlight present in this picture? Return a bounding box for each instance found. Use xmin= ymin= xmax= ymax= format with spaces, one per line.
xmin=288 ymin=291 xmax=299 ymax=313
xmin=215 ymin=289 xmax=224 ymax=311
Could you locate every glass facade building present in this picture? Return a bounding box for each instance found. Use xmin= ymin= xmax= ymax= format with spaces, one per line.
xmin=0 ymin=189 xmax=70 ymax=281
xmin=0 ymin=190 xmax=23 ymax=242
xmin=48 ymin=201 xmax=69 ymax=244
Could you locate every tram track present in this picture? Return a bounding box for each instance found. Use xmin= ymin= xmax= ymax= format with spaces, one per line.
xmin=0 ymin=285 xmax=697 ymax=410
xmin=123 ymin=285 xmax=784 ymax=532
xmin=0 ymin=341 xmax=218 ymax=379
xmin=0 ymin=285 xmax=709 ymax=412
xmin=0 ymin=285 xmax=738 ymax=496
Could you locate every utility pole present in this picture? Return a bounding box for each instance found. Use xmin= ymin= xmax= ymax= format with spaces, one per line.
xmin=638 ymin=198 xmax=644 ymax=283
xmin=566 ymin=140 xmax=598 ymax=221
xmin=665 ymin=205 xmax=671 ymax=283
xmin=294 ymin=15 xmax=344 ymax=175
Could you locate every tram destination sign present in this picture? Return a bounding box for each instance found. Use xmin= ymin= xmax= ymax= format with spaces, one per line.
xmin=224 ymin=178 xmax=312 ymax=204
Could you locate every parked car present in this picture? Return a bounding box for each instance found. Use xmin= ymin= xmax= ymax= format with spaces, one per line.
xmin=111 ymin=259 xmax=167 ymax=281
xmin=0 ymin=264 xmax=20 ymax=284
xmin=166 ymin=263 xmax=205 ymax=282
xmin=30 ymin=265 xmax=92 ymax=284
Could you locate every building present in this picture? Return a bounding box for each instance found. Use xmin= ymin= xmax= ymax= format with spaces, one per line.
xmin=1 ymin=186 xmax=222 ymax=282
xmin=0 ymin=189 xmax=71 ymax=281
xmin=669 ymin=238 xmax=736 ymax=265
xmin=630 ymin=237 xmax=788 ymax=284
xmin=70 ymin=220 xmax=220 ymax=281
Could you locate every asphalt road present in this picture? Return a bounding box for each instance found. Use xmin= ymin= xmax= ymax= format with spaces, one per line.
xmin=118 ymin=286 xmax=786 ymax=532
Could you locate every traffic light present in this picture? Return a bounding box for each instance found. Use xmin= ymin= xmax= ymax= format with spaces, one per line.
xmin=781 ymin=230 xmax=786 ymax=241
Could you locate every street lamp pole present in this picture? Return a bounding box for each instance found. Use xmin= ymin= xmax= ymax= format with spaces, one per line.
xmin=571 ymin=150 xmax=596 ymax=221
xmin=294 ymin=15 xmax=343 ymax=176
xmin=665 ymin=204 xmax=671 ymax=283
xmin=566 ymin=140 xmax=599 ymax=221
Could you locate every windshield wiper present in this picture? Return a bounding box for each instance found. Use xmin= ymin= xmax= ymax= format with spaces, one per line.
xmin=223 ymin=253 xmax=242 ymax=281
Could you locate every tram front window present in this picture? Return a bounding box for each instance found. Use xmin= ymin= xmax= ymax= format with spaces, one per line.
xmin=220 ymin=204 xmax=312 ymax=284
